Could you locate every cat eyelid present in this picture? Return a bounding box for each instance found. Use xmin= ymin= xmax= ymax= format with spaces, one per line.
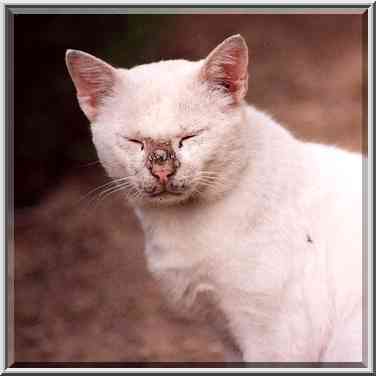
xmin=127 ymin=137 xmax=143 ymax=144
xmin=120 ymin=134 xmax=144 ymax=150
xmin=178 ymin=129 xmax=205 ymax=148
xmin=179 ymin=135 xmax=195 ymax=148
xmin=181 ymin=134 xmax=196 ymax=141
xmin=128 ymin=138 xmax=144 ymax=150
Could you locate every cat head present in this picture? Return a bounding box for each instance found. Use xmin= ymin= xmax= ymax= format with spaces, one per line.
xmin=66 ymin=34 xmax=250 ymax=207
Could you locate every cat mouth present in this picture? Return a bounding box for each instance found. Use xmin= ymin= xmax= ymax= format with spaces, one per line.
xmin=145 ymin=186 xmax=184 ymax=198
xmin=148 ymin=190 xmax=183 ymax=198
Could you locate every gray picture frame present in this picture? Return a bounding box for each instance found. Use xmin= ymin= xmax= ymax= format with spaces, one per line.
xmin=2 ymin=2 xmax=374 ymax=373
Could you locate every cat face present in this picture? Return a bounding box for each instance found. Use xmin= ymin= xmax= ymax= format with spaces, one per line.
xmin=66 ymin=35 xmax=249 ymax=207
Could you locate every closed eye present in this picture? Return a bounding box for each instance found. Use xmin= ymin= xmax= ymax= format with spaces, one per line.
xmin=179 ymin=135 xmax=196 ymax=148
xmin=126 ymin=137 xmax=144 ymax=150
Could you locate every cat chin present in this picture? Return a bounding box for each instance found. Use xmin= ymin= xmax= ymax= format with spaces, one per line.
xmin=133 ymin=186 xmax=230 ymax=208
xmin=134 ymin=191 xmax=192 ymax=208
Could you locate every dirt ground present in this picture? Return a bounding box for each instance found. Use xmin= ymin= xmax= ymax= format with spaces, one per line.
xmin=13 ymin=13 xmax=365 ymax=364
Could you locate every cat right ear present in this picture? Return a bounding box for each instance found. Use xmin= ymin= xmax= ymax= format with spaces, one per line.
xmin=65 ymin=50 xmax=117 ymax=121
xmin=201 ymin=34 xmax=249 ymax=103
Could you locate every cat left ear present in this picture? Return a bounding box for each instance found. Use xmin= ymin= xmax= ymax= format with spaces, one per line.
xmin=201 ymin=34 xmax=249 ymax=103
xmin=65 ymin=50 xmax=117 ymax=121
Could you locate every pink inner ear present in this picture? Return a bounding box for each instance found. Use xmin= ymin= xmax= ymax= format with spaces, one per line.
xmin=66 ymin=50 xmax=116 ymax=120
xmin=75 ymin=65 xmax=113 ymax=103
xmin=202 ymin=36 xmax=249 ymax=102
xmin=206 ymin=50 xmax=248 ymax=96
xmin=216 ymin=58 xmax=248 ymax=95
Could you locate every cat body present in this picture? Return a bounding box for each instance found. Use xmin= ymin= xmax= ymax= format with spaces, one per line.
xmin=66 ymin=35 xmax=363 ymax=362
xmin=136 ymin=106 xmax=362 ymax=362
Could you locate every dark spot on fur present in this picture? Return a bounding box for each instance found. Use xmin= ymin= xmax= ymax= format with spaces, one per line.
xmin=306 ymin=234 xmax=313 ymax=244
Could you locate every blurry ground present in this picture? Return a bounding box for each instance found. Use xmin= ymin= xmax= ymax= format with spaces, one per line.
xmin=15 ymin=168 xmax=226 ymax=362
xmin=13 ymin=13 xmax=365 ymax=363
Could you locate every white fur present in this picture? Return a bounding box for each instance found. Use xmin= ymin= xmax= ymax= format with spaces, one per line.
xmin=66 ymin=38 xmax=363 ymax=362
xmin=136 ymin=107 xmax=363 ymax=362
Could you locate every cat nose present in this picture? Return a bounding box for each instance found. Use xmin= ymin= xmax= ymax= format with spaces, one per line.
xmin=152 ymin=168 xmax=173 ymax=185
xmin=147 ymin=148 xmax=179 ymax=185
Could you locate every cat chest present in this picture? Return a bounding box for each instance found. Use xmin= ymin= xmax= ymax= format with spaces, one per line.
xmin=143 ymin=226 xmax=223 ymax=315
xmin=142 ymin=217 xmax=239 ymax=287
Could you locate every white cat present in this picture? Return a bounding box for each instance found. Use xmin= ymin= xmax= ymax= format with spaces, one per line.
xmin=66 ymin=35 xmax=363 ymax=363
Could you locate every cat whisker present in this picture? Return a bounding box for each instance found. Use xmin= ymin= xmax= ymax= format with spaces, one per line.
xmin=78 ymin=176 xmax=134 ymax=204
xmin=88 ymin=184 xmax=137 ymax=211
xmin=76 ymin=180 xmax=118 ymax=205
xmin=77 ymin=160 xmax=101 ymax=168
xmin=194 ymin=175 xmax=227 ymax=187
xmin=80 ymin=176 xmax=136 ymax=212
xmin=196 ymin=170 xmax=220 ymax=177
xmin=97 ymin=179 xmax=134 ymax=199
xmin=191 ymin=174 xmax=228 ymax=198
xmin=98 ymin=185 xmax=134 ymax=202
xmin=96 ymin=179 xmax=137 ymax=201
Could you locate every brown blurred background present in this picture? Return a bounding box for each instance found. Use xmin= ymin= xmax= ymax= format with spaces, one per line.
xmin=13 ymin=12 xmax=366 ymax=363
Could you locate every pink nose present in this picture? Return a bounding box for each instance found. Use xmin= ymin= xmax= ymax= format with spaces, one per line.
xmin=153 ymin=169 xmax=170 ymax=185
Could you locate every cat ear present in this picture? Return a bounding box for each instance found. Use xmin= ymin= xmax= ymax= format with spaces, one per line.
xmin=201 ymin=34 xmax=249 ymax=103
xmin=65 ymin=50 xmax=117 ymax=121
